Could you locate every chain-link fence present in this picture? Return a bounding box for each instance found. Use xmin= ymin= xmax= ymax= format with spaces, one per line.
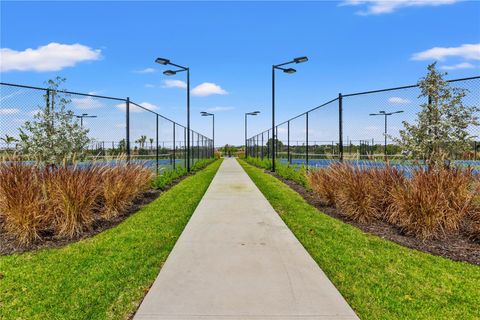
xmin=248 ymin=76 xmax=480 ymax=168
xmin=0 ymin=82 xmax=214 ymax=174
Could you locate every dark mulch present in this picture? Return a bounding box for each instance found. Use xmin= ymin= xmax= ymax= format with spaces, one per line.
xmin=266 ymin=170 xmax=480 ymax=266
xmin=0 ymin=174 xmax=190 ymax=256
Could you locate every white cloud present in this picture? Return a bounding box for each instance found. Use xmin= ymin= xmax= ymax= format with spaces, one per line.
xmin=115 ymin=101 xmax=159 ymax=113
xmin=439 ymin=62 xmax=476 ymax=70
xmin=0 ymin=108 xmax=20 ymax=115
xmin=0 ymin=42 xmax=101 ymax=72
xmin=134 ymin=68 xmax=156 ymax=74
xmin=71 ymin=94 xmax=105 ymax=109
xmin=205 ymin=106 xmax=234 ymax=112
xmin=388 ymin=97 xmax=411 ymax=104
xmin=191 ymin=82 xmax=228 ymax=97
xmin=340 ymin=0 xmax=459 ymax=15
xmin=411 ymin=44 xmax=480 ymax=61
xmin=162 ymin=80 xmax=187 ymax=89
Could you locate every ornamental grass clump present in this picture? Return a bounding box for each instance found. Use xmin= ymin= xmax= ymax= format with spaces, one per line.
xmin=307 ymin=162 xmax=478 ymax=240
xmin=389 ymin=168 xmax=477 ymax=239
xmin=330 ymin=164 xmax=381 ymax=223
xmin=0 ymin=163 xmax=47 ymax=245
xmin=47 ymin=165 xmax=103 ymax=238
xmin=0 ymin=162 xmax=153 ymax=246
xmin=100 ymin=164 xmax=153 ymax=219
xmin=307 ymin=166 xmax=338 ymax=206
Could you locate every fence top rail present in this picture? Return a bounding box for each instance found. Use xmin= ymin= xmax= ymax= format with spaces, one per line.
xmin=250 ymin=75 xmax=480 ymax=139
xmin=342 ymin=75 xmax=480 ymax=97
xmin=0 ymin=82 xmax=127 ymax=102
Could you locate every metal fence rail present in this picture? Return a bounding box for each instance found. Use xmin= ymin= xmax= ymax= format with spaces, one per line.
xmin=0 ymin=82 xmax=214 ymax=174
xmin=247 ymin=76 xmax=480 ymax=167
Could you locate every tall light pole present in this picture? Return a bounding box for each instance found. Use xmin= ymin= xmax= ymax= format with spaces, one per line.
xmin=369 ymin=110 xmax=404 ymax=161
xmin=200 ymin=111 xmax=214 ymax=157
xmin=75 ymin=113 xmax=97 ymax=127
xmin=155 ymin=57 xmax=191 ymax=171
xmin=272 ymin=56 xmax=308 ymax=171
xmin=245 ymin=111 xmax=260 ymax=158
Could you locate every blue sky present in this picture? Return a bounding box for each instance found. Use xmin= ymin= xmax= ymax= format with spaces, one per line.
xmin=1 ymin=0 xmax=479 ymax=146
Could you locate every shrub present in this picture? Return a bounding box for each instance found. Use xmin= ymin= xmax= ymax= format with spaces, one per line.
xmin=389 ymin=168 xmax=477 ymax=239
xmin=152 ymin=166 xmax=187 ymax=190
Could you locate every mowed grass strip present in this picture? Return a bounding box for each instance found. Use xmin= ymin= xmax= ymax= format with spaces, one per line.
xmin=239 ymin=160 xmax=480 ymax=320
xmin=0 ymin=160 xmax=222 ymax=320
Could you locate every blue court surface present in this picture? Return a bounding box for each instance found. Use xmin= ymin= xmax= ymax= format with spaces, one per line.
xmin=279 ymin=158 xmax=480 ymax=174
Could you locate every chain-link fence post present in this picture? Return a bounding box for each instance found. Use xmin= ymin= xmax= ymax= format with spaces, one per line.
xmin=126 ymin=97 xmax=130 ymax=162
xmin=338 ymin=93 xmax=343 ymax=161
xmin=306 ymin=112 xmax=309 ymax=168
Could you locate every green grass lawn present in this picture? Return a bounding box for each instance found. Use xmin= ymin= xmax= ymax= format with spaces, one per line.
xmin=239 ymin=159 xmax=480 ymax=320
xmin=0 ymin=160 xmax=222 ymax=320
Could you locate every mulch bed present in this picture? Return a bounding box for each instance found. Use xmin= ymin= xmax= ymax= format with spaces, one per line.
xmin=0 ymin=174 xmax=189 ymax=256
xmin=266 ymin=170 xmax=480 ymax=266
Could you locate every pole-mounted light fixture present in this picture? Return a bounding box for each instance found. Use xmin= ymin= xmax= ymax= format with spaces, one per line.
xmin=369 ymin=110 xmax=404 ymax=161
xmin=271 ymin=56 xmax=308 ymax=171
xmin=245 ymin=111 xmax=261 ymax=158
xmin=155 ymin=56 xmax=191 ymax=171
xmin=201 ymin=111 xmax=215 ymax=157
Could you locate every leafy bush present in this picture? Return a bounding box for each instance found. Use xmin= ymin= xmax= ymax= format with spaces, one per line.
xmin=244 ymin=157 xmax=308 ymax=187
xmin=0 ymin=162 xmax=153 ymax=245
xmin=18 ymin=77 xmax=90 ymax=165
xmin=152 ymin=158 xmax=216 ymax=190
xmin=152 ymin=166 xmax=188 ymax=190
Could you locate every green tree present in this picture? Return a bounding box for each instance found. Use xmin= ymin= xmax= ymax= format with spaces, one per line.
xmin=18 ymin=77 xmax=90 ymax=165
xmin=393 ymin=63 xmax=479 ymax=168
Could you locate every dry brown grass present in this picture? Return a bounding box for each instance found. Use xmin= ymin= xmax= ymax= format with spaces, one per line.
xmin=307 ymin=163 xmax=479 ymax=240
xmin=0 ymin=162 xmax=153 ymax=245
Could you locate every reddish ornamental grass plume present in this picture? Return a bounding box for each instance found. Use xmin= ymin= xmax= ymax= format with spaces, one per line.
xmin=307 ymin=163 xmax=479 ymax=240
xmin=0 ymin=162 xmax=153 ymax=245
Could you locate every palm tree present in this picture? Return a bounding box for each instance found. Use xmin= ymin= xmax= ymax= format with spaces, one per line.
xmin=149 ymin=138 xmax=154 ymax=150
xmin=136 ymin=135 xmax=147 ymax=149
xmin=1 ymin=134 xmax=17 ymax=151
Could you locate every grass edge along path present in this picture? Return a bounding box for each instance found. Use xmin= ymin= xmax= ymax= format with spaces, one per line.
xmin=239 ymin=159 xmax=480 ymax=320
xmin=0 ymin=159 xmax=222 ymax=320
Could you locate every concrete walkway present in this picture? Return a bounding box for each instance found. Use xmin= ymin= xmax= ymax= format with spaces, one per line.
xmin=134 ymin=158 xmax=358 ymax=320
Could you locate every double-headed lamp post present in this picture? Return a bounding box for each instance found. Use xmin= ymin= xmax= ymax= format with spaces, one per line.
xmin=272 ymin=56 xmax=308 ymax=172
xmin=155 ymin=57 xmax=191 ymax=171
xmin=75 ymin=113 xmax=97 ymax=127
xmin=245 ymin=111 xmax=260 ymax=158
xmin=200 ymin=111 xmax=214 ymax=157
xmin=369 ymin=110 xmax=404 ymax=161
